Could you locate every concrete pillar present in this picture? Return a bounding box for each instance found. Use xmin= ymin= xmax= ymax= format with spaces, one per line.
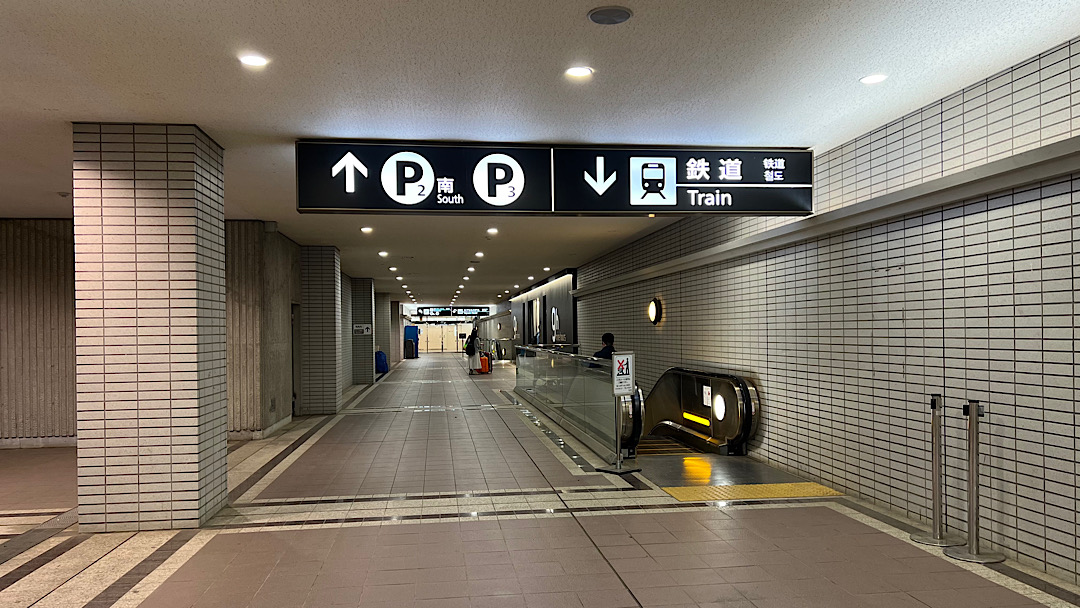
xmin=351 ymin=278 xmax=375 ymax=384
xmin=299 ymin=246 xmax=341 ymax=415
xmin=389 ymin=301 xmax=402 ymax=364
xmin=374 ymin=292 xmax=391 ymax=357
xmin=73 ymin=123 xmax=226 ymax=531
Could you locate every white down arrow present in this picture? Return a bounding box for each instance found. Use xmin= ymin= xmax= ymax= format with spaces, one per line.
xmin=583 ymin=156 xmax=616 ymax=195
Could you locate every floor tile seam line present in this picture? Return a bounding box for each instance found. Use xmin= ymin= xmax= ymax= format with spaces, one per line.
xmin=826 ymin=499 xmax=1080 ymax=608
xmin=343 ymin=369 xmax=397 ymax=411
xmin=228 ymin=485 xmax=645 ymax=508
xmin=0 ymin=533 xmax=89 ymax=593
xmin=79 ymin=529 xmax=197 ymax=608
xmin=226 ymin=415 xmax=338 ymax=504
xmin=0 ymin=511 xmax=68 ymax=520
xmin=0 ymin=508 xmax=77 ymax=567
xmin=820 ymin=501 xmax=1075 ymax=608
xmin=224 ymin=416 xmax=321 ymax=479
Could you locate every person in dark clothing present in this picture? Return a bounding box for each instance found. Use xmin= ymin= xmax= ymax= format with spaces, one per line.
xmin=593 ymin=333 xmax=615 ymax=359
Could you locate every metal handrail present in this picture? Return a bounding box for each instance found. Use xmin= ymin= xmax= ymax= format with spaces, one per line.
xmin=517 ymin=345 xmax=608 ymax=366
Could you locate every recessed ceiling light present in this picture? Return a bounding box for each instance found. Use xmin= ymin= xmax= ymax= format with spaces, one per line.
xmin=860 ymin=74 xmax=888 ymax=85
xmin=458 ymin=284 xmax=464 ymax=288
xmin=456 ymin=290 xmax=461 ymax=294
xmin=401 ymin=285 xmax=408 ymax=289
xmin=239 ymin=54 xmax=269 ymax=67
xmin=486 ymin=228 xmax=498 ymax=235
xmin=395 ymin=276 xmax=403 ymax=281
xmin=565 ymin=66 xmax=594 ymax=79
xmin=648 ymin=214 xmax=655 ymax=218
xmin=388 ymin=266 xmax=397 ymax=271
xmin=527 ymin=276 xmax=534 ymax=280
xmin=588 ymin=6 xmax=633 ymax=25
xmin=360 ymin=226 xmax=373 ymax=233
xmin=504 ymin=290 xmax=510 ymax=293
xmin=463 ymin=276 xmax=469 ymax=281
xmin=475 ymin=252 xmax=484 ymax=258
xmin=467 ymin=267 xmax=475 ymax=272
xmin=514 ymin=285 xmax=519 ymax=289
xmin=378 ymin=251 xmax=389 ymax=257
xmin=543 ymin=267 xmax=550 ymax=272
xmin=497 ymin=294 xmax=502 ymax=298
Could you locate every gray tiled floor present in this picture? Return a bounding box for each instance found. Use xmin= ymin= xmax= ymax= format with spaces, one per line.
xmin=139 ymin=506 xmax=1043 ymax=608
xmin=0 ymin=446 xmax=76 ymax=511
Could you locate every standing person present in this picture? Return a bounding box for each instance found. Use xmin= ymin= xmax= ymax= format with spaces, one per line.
xmin=466 ymin=317 xmax=482 ymax=374
xmin=594 ymin=333 xmax=615 ymax=359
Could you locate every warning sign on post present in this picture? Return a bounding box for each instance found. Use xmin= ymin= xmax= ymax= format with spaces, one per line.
xmin=612 ymin=353 xmax=635 ymax=396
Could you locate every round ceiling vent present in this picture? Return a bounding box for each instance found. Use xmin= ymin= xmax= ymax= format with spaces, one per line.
xmin=588 ymin=6 xmax=633 ymax=25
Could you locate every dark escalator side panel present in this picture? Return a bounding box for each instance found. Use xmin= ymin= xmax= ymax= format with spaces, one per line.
xmin=642 ymin=367 xmax=759 ymax=455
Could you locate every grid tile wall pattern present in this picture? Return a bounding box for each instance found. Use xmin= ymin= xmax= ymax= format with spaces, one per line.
xmin=340 ymin=271 xmax=353 ymax=389
xmin=0 ymin=219 xmax=76 ymax=442
xmin=299 ymin=246 xmax=341 ymax=415
xmin=352 ymin=278 xmax=375 ymax=384
xmin=374 ymin=292 xmax=390 ymax=359
xmin=578 ymin=174 xmax=1079 ymax=583
xmin=73 ymin=123 xmax=227 ymax=532
xmin=579 ymin=36 xmax=1080 ymax=287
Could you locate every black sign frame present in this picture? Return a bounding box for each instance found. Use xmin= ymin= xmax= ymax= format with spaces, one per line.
xmin=415 ymin=306 xmax=491 ymax=318
xmin=296 ymin=139 xmax=812 ymax=216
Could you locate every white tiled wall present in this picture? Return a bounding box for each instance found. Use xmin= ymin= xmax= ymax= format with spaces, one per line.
xmin=299 ymin=246 xmax=341 ymax=415
xmin=375 ymin=292 xmax=391 ymax=359
xmin=340 ymin=271 xmax=353 ymax=389
xmin=577 ymin=37 xmax=1080 ymax=583
xmin=352 ymin=278 xmax=375 ymax=384
xmin=73 ymin=123 xmax=227 ymax=531
xmin=580 ymin=36 xmax=1080 ymax=287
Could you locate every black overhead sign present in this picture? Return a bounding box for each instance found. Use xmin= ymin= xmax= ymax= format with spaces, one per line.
xmin=416 ymin=306 xmax=491 ymax=317
xmin=297 ymin=140 xmax=812 ymax=215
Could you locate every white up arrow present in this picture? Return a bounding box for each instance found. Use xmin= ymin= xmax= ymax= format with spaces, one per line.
xmin=583 ymin=156 xmax=616 ymax=195
xmin=331 ymin=152 xmax=368 ymax=194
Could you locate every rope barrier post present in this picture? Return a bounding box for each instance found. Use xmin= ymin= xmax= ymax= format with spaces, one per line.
xmin=944 ymin=400 xmax=1005 ymax=564
xmin=911 ymin=394 xmax=963 ymax=547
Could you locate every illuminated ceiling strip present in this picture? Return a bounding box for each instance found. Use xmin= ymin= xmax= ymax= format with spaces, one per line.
xmin=682 ymin=412 xmax=711 ymax=427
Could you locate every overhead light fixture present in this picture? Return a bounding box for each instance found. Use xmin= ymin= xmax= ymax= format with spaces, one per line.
xmin=395 ymin=276 xmax=403 ymax=281
xmin=648 ymin=214 xmax=655 ymax=218
xmin=543 ymin=267 xmax=550 ymax=272
xmin=565 ymin=66 xmax=594 ymax=79
xmin=504 ymin=290 xmax=510 ymax=293
xmin=401 ymin=285 xmax=408 ymax=289
xmin=388 ymin=266 xmax=397 ymax=271
xmin=588 ymin=6 xmax=633 ymax=25
xmin=360 ymin=226 xmax=373 ymax=233
xmin=456 ymin=290 xmax=461 ymax=294
xmin=486 ymin=228 xmax=498 ymax=235
xmin=647 ymin=297 xmax=663 ymax=325
xmin=467 ymin=267 xmax=475 ymax=272
xmin=239 ymin=54 xmax=269 ymax=67
xmin=514 ymin=285 xmax=519 ymax=289
xmin=378 ymin=251 xmax=389 ymax=257
xmin=458 ymin=284 xmax=464 ymax=288
xmin=475 ymin=252 xmax=484 ymax=258
xmin=527 ymin=276 xmax=534 ymax=280
xmin=406 ymin=290 xmax=411 ymax=294
xmin=860 ymin=74 xmax=888 ymax=85
xmin=497 ymin=294 xmax=502 ymax=298
xmin=463 ymin=276 xmax=469 ymax=281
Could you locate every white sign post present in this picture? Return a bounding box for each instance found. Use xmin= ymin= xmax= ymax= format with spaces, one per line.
xmin=598 ymin=352 xmax=641 ymax=476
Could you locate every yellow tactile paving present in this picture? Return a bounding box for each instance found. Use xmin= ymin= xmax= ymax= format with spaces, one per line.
xmin=662 ymin=482 xmax=843 ymax=502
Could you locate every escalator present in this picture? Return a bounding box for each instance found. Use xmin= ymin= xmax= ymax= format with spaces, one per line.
xmin=637 ymin=368 xmax=760 ymax=456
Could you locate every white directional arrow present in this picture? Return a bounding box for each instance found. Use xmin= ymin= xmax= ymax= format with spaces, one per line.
xmin=583 ymin=156 xmax=616 ymax=195
xmin=331 ymin=152 xmax=368 ymax=194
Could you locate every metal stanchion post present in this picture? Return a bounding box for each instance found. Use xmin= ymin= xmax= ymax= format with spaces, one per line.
xmin=944 ymin=400 xmax=1005 ymax=563
xmin=597 ymin=392 xmax=640 ymax=475
xmin=912 ymin=394 xmax=963 ymax=547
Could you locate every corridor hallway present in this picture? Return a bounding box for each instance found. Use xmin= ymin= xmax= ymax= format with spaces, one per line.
xmin=0 ymin=354 xmax=1071 ymax=608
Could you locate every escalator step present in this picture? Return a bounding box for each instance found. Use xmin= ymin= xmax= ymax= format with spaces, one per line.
xmin=636 ymin=436 xmax=699 ymax=455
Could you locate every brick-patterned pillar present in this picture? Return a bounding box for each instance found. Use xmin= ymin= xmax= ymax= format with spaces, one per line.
xmin=374 ymin=292 xmax=391 ymax=356
xmin=299 ymin=246 xmax=341 ymax=414
xmin=352 ymin=278 xmax=375 ymax=384
xmin=73 ymin=123 xmax=226 ymax=532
